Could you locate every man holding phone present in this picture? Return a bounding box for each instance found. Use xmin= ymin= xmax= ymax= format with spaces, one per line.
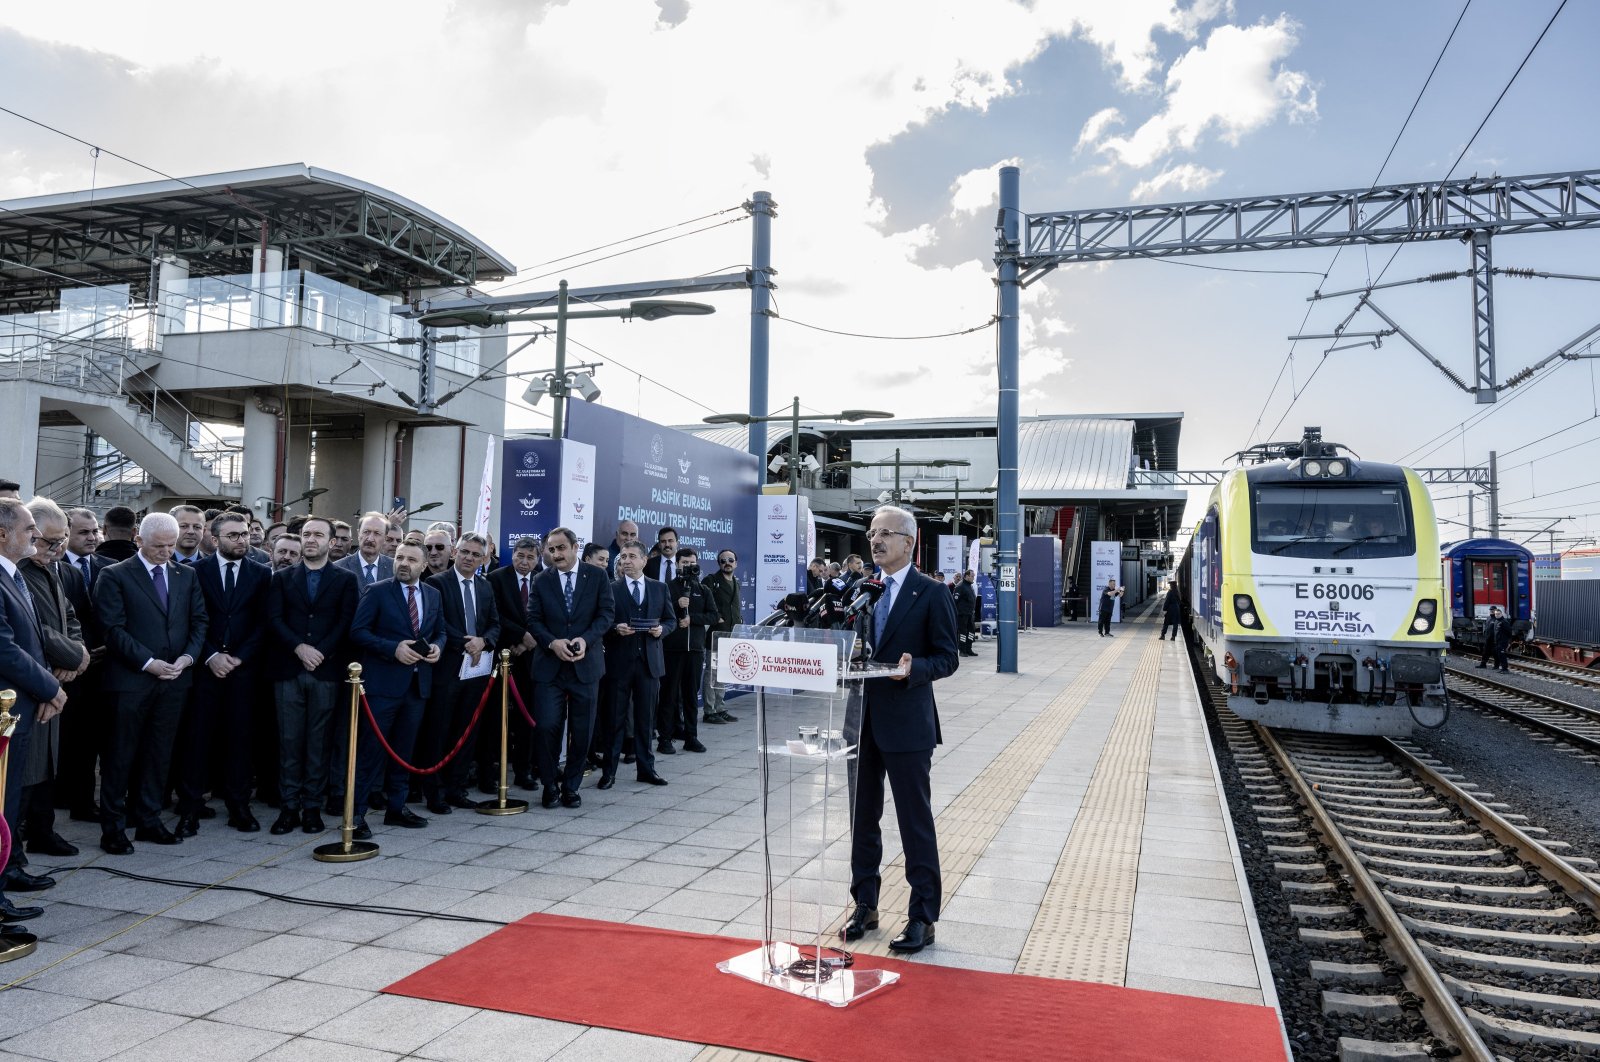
xmin=600 ymin=543 xmax=676 ymax=790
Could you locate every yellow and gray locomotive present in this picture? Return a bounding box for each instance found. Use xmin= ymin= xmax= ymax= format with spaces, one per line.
xmin=1179 ymin=428 xmax=1446 ymax=735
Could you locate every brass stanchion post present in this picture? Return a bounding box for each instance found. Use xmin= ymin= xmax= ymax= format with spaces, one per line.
xmin=479 ymin=650 xmax=528 ymax=815
xmin=314 ymin=664 xmax=380 ymax=862
xmin=0 ymin=690 xmax=39 ymax=961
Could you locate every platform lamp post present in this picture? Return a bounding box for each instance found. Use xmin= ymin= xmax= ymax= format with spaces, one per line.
xmin=417 ymin=281 xmax=716 ymax=438
xmin=702 ymin=397 xmax=893 ymax=492
xmin=909 ymin=478 xmax=996 ymax=538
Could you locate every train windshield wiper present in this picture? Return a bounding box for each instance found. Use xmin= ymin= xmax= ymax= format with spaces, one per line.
xmin=1331 ymin=535 xmax=1388 ymax=556
xmin=1269 ymin=535 xmax=1323 ymax=555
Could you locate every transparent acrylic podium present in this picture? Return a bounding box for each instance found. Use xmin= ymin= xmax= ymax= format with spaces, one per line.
xmin=712 ymin=624 xmax=905 ymax=1007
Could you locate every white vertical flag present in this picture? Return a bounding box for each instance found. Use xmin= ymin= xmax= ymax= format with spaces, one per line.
xmin=474 ymin=435 xmax=494 ymax=535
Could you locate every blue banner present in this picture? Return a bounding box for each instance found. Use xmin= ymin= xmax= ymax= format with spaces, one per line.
xmin=499 ymin=438 xmax=567 ymax=544
xmin=566 ymin=402 xmax=761 ymax=621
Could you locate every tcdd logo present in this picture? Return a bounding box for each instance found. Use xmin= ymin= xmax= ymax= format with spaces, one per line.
xmin=727 ymin=641 xmax=761 ymax=683
xmin=521 ymin=451 xmax=540 ymax=470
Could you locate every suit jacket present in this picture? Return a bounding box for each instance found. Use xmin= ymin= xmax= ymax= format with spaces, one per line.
xmin=20 ymin=561 xmax=85 ymax=672
xmin=266 ymin=562 xmax=360 ymax=682
xmin=663 ymin=573 xmax=717 ymax=653
xmin=526 ymin=563 xmax=614 ymax=686
xmin=604 ymin=576 xmax=675 ymax=679
xmin=702 ymin=572 xmax=742 ymax=635
xmin=643 ymin=555 xmax=684 ymax=584
xmin=350 ymin=578 xmax=445 ymax=699
xmin=95 ymin=555 xmax=209 ymax=693
xmin=58 ymin=555 xmax=105 ymax=648
xmin=487 ymin=565 xmax=535 ymax=652
xmin=425 ymin=569 xmax=502 ymax=683
xmin=335 ymin=552 xmax=395 ymax=595
xmin=196 ymin=554 xmax=271 ymax=665
xmin=0 ymin=563 xmax=58 ymax=787
xmin=865 ymin=567 xmax=959 ymax=753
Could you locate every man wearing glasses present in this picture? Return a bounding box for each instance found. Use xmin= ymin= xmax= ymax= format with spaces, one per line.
xmin=842 ymin=506 xmax=959 ymax=954
xmin=700 ymin=549 xmax=741 ymax=724
xmin=422 ymin=530 xmax=454 ymax=577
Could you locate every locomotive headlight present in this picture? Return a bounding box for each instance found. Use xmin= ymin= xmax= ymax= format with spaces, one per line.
xmin=1418 ymin=600 xmax=1436 ymax=616
xmin=1233 ymin=594 xmax=1263 ymax=630
xmin=1409 ymin=599 xmax=1437 ymax=634
xmin=1326 ymin=460 xmax=1346 ymax=477
xmin=1304 ymin=460 xmax=1323 ymax=477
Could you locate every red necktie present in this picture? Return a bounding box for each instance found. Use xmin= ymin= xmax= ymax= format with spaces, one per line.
xmin=407 ymin=584 xmax=420 ymax=635
xmin=520 ymin=576 xmax=529 ymax=612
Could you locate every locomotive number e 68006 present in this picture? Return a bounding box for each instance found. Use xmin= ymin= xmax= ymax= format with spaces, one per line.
xmin=1293 ymin=582 xmax=1376 ymax=601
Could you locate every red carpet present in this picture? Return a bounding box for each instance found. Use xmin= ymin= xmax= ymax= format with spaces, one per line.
xmin=385 ymin=914 xmax=1286 ymax=1062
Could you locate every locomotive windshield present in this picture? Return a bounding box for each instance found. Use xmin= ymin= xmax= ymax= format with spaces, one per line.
xmin=1251 ymin=484 xmax=1414 ymax=559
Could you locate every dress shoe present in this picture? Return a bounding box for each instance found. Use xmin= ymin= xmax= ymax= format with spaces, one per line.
xmin=596 ymin=774 xmax=616 ymax=790
xmin=100 ymin=832 xmax=133 ymax=855
xmin=702 ymin=713 xmax=727 ymax=724
xmin=427 ymin=801 xmax=453 ymax=815
xmin=714 ymin=710 xmax=738 ymax=722
xmin=351 ymin=817 xmax=372 ymax=840
xmin=0 ymin=896 xmax=42 ymax=923
xmin=175 ymin=814 xmax=201 ymax=838
xmin=26 ymin=833 xmax=79 ymax=857
xmin=195 ymin=804 xmax=217 ymax=820
xmin=542 ymin=789 xmax=560 ymax=809
xmin=270 ymin=810 xmax=301 ymax=835
xmin=4 ymin=868 xmax=55 ymax=892
xmin=622 ymin=752 xmax=637 ymax=765
xmin=841 ymin=904 xmax=878 ymax=942
xmin=384 ymin=807 xmax=428 ymax=828
xmin=888 ymin=919 xmax=935 ymax=953
xmin=561 ymin=791 xmax=582 ymax=808
xmin=636 ymin=772 xmax=668 ymax=787
xmin=228 ymin=810 xmax=261 ymax=833
xmin=682 ymin=739 xmax=707 ymax=753
xmin=655 ymin=741 xmax=676 ymax=755
xmin=69 ymin=804 xmax=101 ymax=823
xmin=134 ymin=824 xmax=182 ymax=845
xmin=514 ymin=773 xmax=536 ymax=790
xmin=478 ymin=778 xmax=499 ymax=795
xmin=301 ymin=811 xmax=326 ymax=834
xmin=446 ymin=792 xmax=478 ymax=810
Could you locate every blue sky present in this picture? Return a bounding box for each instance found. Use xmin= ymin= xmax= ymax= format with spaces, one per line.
xmin=2 ymin=1 xmax=1595 ymax=546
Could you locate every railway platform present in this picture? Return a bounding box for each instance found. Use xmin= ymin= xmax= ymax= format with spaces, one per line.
xmin=0 ymin=608 xmax=1286 ymax=1062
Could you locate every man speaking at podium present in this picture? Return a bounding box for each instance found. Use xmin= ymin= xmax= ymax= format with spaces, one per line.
xmin=843 ymin=505 xmax=959 ymax=954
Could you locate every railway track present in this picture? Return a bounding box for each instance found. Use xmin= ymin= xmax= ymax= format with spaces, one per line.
xmin=1443 ymin=665 xmax=1600 ymax=760
xmin=1509 ymin=655 xmax=1600 ymax=689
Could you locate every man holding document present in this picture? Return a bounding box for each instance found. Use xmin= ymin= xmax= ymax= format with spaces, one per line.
xmin=420 ymin=533 xmax=501 ymax=814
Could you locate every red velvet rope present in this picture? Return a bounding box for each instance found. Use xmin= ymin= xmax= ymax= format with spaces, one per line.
xmin=0 ymin=733 xmax=10 ymax=872
xmin=506 ymin=673 xmax=538 ymax=730
xmin=359 ymin=674 xmax=495 ymax=776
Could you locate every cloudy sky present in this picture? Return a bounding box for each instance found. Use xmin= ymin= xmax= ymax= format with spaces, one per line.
xmin=3 ymin=0 xmax=1596 ymax=544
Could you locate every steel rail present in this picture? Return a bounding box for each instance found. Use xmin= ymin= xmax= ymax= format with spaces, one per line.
xmin=1443 ymin=665 xmax=1600 ymax=753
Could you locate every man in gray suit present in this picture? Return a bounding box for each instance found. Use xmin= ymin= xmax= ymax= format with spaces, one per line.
xmin=334 ymin=511 xmax=395 ymax=594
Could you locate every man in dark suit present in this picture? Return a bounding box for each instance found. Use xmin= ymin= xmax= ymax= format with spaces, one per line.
xmin=600 ymin=544 xmax=675 ymax=789
xmin=178 ymin=512 xmax=271 ymax=836
xmin=526 ymin=527 xmax=614 ymax=808
xmin=265 ymin=517 xmax=359 ymax=835
xmin=953 ymin=570 xmax=978 ymax=657
xmin=334 ymin=511 xmax=396 ymax=595
xmin=700 ymin=549 xmax=742 ymax=725
xmin=0 ymin=499 xmax=65 ymax=923
xmin=641 ymin=526 xmax=681 ymax=584
xmin=420 ymin=533 xmax=500 ymax=812
xmin=661 ymin=547 xmax=716 ymax=754
xmin=347 ymin=542 xmax=443 ymax=837
xmin=56 ymin=507 xmax=106 ymax=824
xmin=487 ymin=535 xmax=542 ymax=790
xmin=842 ymin=505 xmax=959 ymax=954
xmin=94 ymin=512 xmax=209 ymax=853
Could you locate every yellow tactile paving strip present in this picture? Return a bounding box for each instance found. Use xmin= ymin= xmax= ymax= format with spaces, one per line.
xmin=692 ymin=617 xmax=1154 ymax=1061
xmin=1014 ymin=633 xmax=1163 ymax=983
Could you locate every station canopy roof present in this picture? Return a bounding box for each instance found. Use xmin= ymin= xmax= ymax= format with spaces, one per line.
xmin=0 ymin=164 xmax=516 ymax=314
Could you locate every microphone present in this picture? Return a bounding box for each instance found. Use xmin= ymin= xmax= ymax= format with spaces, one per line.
xmin=803 ymin=586 xmax=839 ymax=625
xmin=844 ymin=579 xmax=885 ymax=619
xmin=779 ymin=591 xmax=811 ymax=621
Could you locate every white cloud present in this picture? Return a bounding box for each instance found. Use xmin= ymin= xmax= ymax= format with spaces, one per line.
xmin=1097 ymin=16 xmax=1316 ymax=169
xmin=1075 ymin=107 xmax=1124 ymax=152
xmin=1033 ymin=0 xmax=1232 ymax=88
xmin=1129 ymin=162 xmax=1224 ymax=201
xmin=949 ymin=158 xmax=1019 ymax=216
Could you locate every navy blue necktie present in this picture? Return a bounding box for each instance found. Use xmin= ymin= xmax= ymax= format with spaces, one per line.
xmin=12 ymin=570 xmax=35 ymax=619
xmin=563 ymin=572 xmax=575 ymax=614
xmin=152 ymin=564 xmax=169 ymax=611
xmin=874 ymin=576 xmax=896 ymax=645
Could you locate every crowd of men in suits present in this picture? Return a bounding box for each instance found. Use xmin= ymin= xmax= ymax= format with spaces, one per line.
xmin=0 ymin=489 xmax=748 ymax=931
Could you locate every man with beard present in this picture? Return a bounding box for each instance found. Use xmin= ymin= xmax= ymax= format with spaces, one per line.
xmin=660 ymin=547 xmax=715 ymax=755
xmin=700 ymin=549 xmax=741 ymax=724
xmin=422 ymin=530 xmax=454 ymax=578
xmin=347 ymin=542 xmax=442 ymax=837
xmin=271 ymin=535 xmax=301 ymax=570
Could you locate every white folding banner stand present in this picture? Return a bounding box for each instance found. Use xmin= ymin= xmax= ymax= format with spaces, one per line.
xmin=713 ymin=624 xmax=904 ymax=1006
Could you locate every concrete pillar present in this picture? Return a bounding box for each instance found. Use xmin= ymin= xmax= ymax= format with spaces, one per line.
xmin=242 ymin=398 xmax=279 ymax=521
xmin=361 ymin=413 xmax=395 ymax=515
xmin=312 ymin=434 xmax=363 ymax=526
xmin=0 ymin=384 xmax=41 ymax=496
xmin=405 ymin=425 xmax=464 ymax=529
xmin=282 ymin=420 xmax=312 ymax=507
xmin=251 ymin=247 xmax=285 ymax=328
xmin=157 ymin=255 xmax=189 ymax=346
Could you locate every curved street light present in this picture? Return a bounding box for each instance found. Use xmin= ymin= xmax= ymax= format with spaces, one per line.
xmin=703 ymin=397 xmax=892 ymax=495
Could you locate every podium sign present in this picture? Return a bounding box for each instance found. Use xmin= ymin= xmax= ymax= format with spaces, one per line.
xmin=714 ymin=624 xmax=900 ymax=1007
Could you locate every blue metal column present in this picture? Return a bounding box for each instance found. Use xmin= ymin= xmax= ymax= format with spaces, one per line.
xmin=995 ymin=167 xmax=1021 ymax=673
xmin=747 ymin=192 xmax=776 ymax=460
